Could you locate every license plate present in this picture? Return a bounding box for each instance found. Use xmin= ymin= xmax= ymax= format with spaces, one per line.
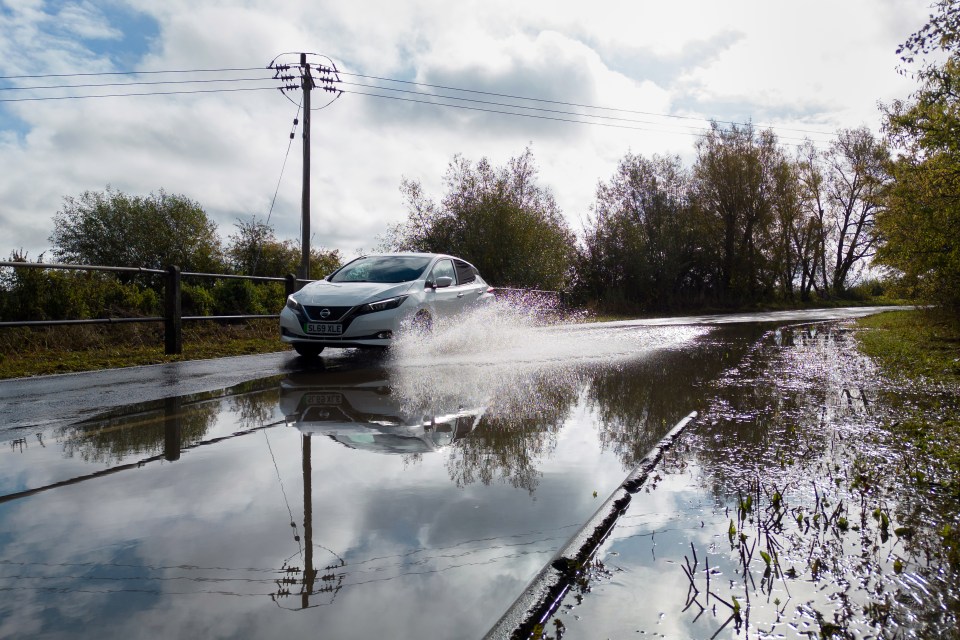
xmin=304 ymin=323 xmax=342 ymax=335
xmin=303 ymin=392 xmax=343 ymax=406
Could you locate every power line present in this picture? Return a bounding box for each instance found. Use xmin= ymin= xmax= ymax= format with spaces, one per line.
xmin=0 ymin=67 xmax=266 ymax=80
xmin=339 ymin=70 xmax=838 ymax=140
xmin=341 ymin=88 xmax=826 ymax=147
xmin=0 ymin=61 xmax=840 ymax=144
xmin=341 ymin=87 xmax=707 ymax=137
xmin=339 ymin=80 xmax=710 ymax=134
xmin=0 ymin=86 xmax=279 ymax=103
xmin=251 ymin=99 xmax=302 ymax=277
xmin=0 ymin=76 xmax=275 ymax=92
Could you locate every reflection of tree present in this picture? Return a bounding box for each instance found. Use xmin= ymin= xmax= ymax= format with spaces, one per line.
xmin=230 ymin=385 xmax=281 ymax=431
xmin=587 ymin=326 xmax=759 ymax=468
xmin=441 ymin=327 xmax=761 ymax=491
xmin=693 ymin=325 xmax=865 ymax=488
xmin=58 ymin=376 xmax=284 ymax=465
xmin=60 ymin=400 xmax=219 ymax=464
xmin=445 ymin=370 xmax=580 ymax=493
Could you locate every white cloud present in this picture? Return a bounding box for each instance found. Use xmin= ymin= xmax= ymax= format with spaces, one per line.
xmin=0 ymin=0 xmax=934 ymax=264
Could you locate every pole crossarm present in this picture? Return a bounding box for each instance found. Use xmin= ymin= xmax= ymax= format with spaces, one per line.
xmin=268 ymin=52 xmax=342 ymax=101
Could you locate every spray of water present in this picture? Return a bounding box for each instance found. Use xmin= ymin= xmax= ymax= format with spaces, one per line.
xmin=385 ymin=297 xmax=708 ymax=423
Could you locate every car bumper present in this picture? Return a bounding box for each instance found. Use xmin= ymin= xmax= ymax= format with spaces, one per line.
xmin=280 ymin=306 xmax=408 ymax=348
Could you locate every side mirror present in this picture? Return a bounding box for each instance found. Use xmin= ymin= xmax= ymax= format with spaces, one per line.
xmin=435 ymin=276 xmax=454 ymax=288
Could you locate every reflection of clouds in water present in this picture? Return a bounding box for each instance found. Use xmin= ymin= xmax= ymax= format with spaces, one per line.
xmin=0 ymin=427 xmax=585 ymax=640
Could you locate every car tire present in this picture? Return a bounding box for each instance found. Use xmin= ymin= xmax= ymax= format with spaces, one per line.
xmin=294 ymin=344 xmax=324 ymax=358
xmin=411 ymin=310 xmax=433 ymax=333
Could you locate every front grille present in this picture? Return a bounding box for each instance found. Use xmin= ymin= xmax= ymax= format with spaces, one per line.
xmin=303 ymin=306 xmax=353 ymax=321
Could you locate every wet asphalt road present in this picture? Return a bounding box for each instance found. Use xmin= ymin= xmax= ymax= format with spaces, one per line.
xmin=0 ymin=306 xmax=904 ymax=440
xmin=0 ymin=352 xmax=303 ymax=435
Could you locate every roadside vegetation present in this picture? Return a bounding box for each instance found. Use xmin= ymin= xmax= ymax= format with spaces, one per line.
xmin=856 ymin=309 xmax=960 ymax=489
xmin=0 ymin=321 xmax=286 ymax=380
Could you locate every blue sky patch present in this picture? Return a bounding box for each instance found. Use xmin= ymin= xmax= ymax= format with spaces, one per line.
xmin=0 ymin=1 xmax=160 ymax=135
xmin=47 ymin=1 xmax=160 ymax=69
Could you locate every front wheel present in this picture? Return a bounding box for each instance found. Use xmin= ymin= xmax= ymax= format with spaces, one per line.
xmin=294 ymin=343 xmax=324 ymax=358
xmin=411 ymin=310 xmax=433 ymax=333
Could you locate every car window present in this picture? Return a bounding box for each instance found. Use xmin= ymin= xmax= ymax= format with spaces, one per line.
xmin=330 ymin=256 xmax=432 ymax=283
xmin=453 ymin=259 xmax=477 ymax=284
xmin=429 ymin=259 xmax=456 ymax=283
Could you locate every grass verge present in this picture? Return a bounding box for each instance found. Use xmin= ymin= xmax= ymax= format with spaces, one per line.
xmin=0 ymin=320 xmax=290 ymax=380
xmin=856 ymin=308 xmax=960 ymax=382
xmin=855 ymin=308 xmax=960 ymax=503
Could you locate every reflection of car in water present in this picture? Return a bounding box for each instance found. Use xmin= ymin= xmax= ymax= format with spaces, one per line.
xmin=279 ymin=369 xmax=483 ymax=454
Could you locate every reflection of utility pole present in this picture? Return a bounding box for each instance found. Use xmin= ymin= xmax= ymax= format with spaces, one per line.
xmin=271 ymin=430 xmax=344 ymax=609
xmin=301 ymin=433 xmax=316 ymax=608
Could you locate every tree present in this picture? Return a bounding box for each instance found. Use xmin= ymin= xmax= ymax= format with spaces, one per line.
xmin=580 ymin=153 xmax=713 ymax=310
xmin=384 ymin=147 xmax=576 ymax=290
xmin=226 ymin=217 xmax=341 ymax=279
xmin=823 ymin=128 xmax=889 ymax=295
xmin=794 ymin=142 xmax=830 ymax=299
xmin=877 ymin=0 xmax=960 ymax=307
xmin=767 ymin=155 xmax=805 ymax=300
xmin=693 ymin=123 xmax=788 ymax=302
xmin=50 ymin=187 xmax=223 ymax=273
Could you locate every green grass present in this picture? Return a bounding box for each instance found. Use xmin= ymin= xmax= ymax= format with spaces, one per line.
xmin=855 ymin=309 xmax=960 ymax=382
xmin=855 ymin=308 xmax=960 ymax=508
xmin=0 ymin=320 xmax=291 ymax=379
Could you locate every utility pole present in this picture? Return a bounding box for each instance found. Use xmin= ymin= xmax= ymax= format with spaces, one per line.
xmin=300 ymin=53 xmax=313 ymax=282
xmin=269 ymin=53 xmax=341 ymax=284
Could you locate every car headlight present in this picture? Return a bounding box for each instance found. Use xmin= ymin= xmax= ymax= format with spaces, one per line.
xmin=357 ymin=295 xmax=408 ymax=315
xmin=286 ymin=296 xmax=303 ymax=312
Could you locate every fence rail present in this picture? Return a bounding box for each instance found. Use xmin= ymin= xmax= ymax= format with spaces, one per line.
xmin=1 ymin=260 xmax=565 ymax=356
xmin=0 ymin=260 xmax=309 ymax=354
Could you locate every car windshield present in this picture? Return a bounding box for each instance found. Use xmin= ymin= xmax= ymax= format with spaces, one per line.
xmin=330 ymin=256 xmax=433 ymax=283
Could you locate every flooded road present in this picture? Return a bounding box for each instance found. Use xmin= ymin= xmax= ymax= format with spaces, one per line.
xmin=542 ymin=322 xmax=960 ymax=639
xmin=3 ymin=305 xmax=952 ymax=639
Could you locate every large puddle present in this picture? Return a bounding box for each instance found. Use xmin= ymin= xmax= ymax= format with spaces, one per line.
xmin=549 ymin=323 xmax=960 ymax=639
xmin=1 ymin=308 xmax=955 ymax=639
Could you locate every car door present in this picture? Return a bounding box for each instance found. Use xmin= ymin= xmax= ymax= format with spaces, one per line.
xmin=425 ymin=258 xmax=465 ymax=319
xmin=453 ymin=259 xmax=489 ymax=309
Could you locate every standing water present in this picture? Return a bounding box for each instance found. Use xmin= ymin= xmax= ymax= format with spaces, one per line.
xmin=2 ymin=303 xmax=952 ymax=638
xmin=544 ymin=322 xmax=960 ymax=639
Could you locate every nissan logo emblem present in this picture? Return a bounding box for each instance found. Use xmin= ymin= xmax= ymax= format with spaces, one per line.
xmin=319 ymin=308 xmax=331 ymax=319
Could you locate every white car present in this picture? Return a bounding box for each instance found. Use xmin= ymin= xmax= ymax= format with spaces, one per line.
xmin=280 ymin=253 xmax=495 ymax=357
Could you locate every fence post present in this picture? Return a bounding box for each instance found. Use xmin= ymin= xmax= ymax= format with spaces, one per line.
xmin=285 ymin=273 xmax=296 ymax=297
xmin=164 ymin=265 xmax=182 ymax=355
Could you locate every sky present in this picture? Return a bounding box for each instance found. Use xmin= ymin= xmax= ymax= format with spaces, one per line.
xmin=0 ymin=0 xmax=933 ymax=266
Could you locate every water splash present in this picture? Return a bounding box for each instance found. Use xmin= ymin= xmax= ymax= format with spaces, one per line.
xmin=384 ymin=298 xmax=707 ymax=423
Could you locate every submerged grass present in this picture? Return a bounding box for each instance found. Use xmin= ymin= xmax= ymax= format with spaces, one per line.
xmin=855 ymin=309 xmax=960 ymax=487
xmin=856 ymin=308 xmax=960 ymax=572
xmin=0 ymin=320 xmax=289 ymax=380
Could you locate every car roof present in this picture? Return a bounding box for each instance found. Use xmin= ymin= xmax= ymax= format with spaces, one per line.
xmin=359 ymin=252 xmax=477 ymax=264
xmin=361 ymin=252 xmax=447 ymax=259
